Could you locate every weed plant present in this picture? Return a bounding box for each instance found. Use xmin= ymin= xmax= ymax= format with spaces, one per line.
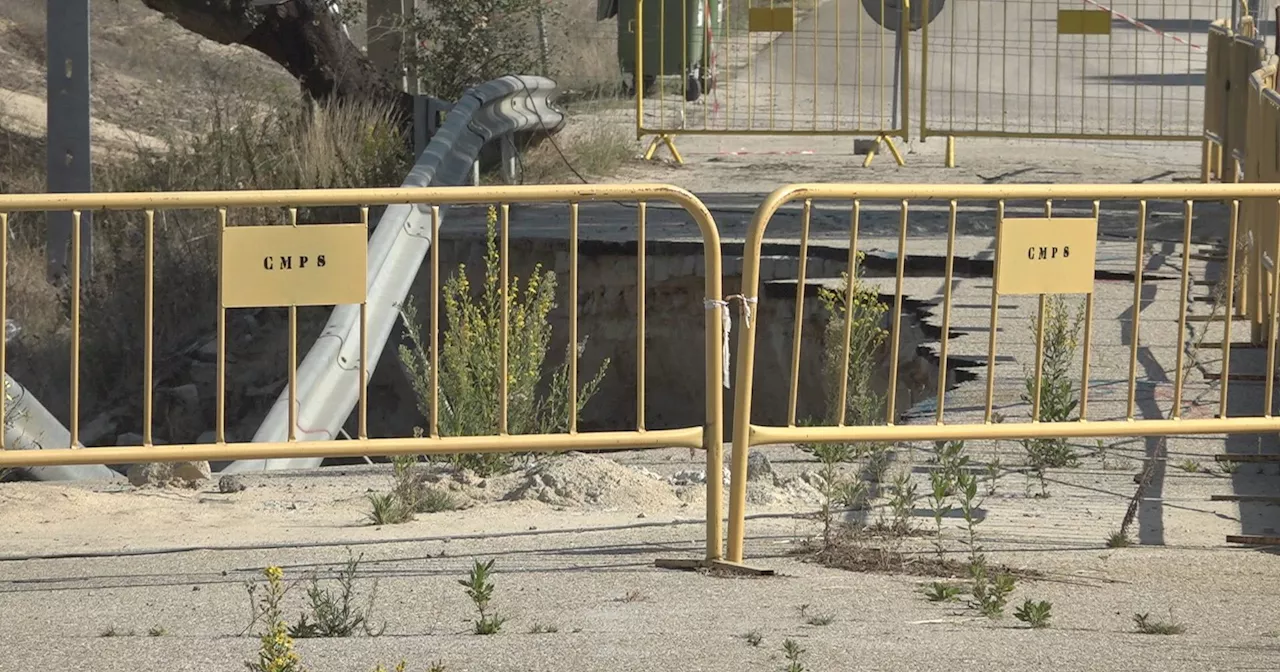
xmin=951 ymin=470 xmax=1020 ymax=617
xmin=1133 ymin=612 xmax=1185 ymax=635
xmin=799 ymin=261 xmax=890 ymax=518
xmin=1020 ymin=295 xmax=1085 ymax=496
xmin=798 ymin=604 xmax=834 ymax=626
xmin=1014 ymin=599 xmax=1053 ymax=628
xmin=924 ymin=581 xmax=963 ymax=602
xmin=882 ymin=471 xmax=919 ymax=536
xmin=289 ymin=551 xmax=386 ymax=638
xmin=460 ymin=559 xmax=505 ymax=635
xmin=367 ymin=455 xmax=458 ymax=525
xmin=1107 ymin=531 xmax=1132 ymax=548
xmin=398 ymin=205 xmax=609 ymax=477
xmin=927 ymin=469 xmax=954 ymax=559
xmin=969 ymin=564 xmax=1017 ymax=618
xmin=245 ymin=566 xmax=307 ymax=672
xmin=781 ymin=639 xmax=807 ymax=672
xmin=926 ymin=440 xmax=969 ymax=558
xmin=804 ymin=437 xmax=868 ymax=545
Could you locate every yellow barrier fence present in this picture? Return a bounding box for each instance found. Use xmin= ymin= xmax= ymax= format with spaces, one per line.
xmin=637 ymin=1 xmax=1245 ymax=163
xmin=1241 ymin=64 xmax=1280 ymax=347
xmin=726 ymin=182 xmax=1280 ymax=563
xmin=635 ymin=0 xmax=910 ymax=163
xmin=1202 ymin=20 xmax=1232 ymax=181
xmin=0 ymin=184 xmax=731 ymax=562
xmin=920 ymin=0 xmax=1239 ymax=147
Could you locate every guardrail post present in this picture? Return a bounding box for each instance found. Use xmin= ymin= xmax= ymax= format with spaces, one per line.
xmin=413 ymin=94 xmax=428 ymax=158
xmin=499 ymin=135 xmax=520 ymax=184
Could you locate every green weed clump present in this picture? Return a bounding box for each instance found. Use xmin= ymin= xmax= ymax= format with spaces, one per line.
xmin=798 ymin=258 xmax=891 ymax=544
xmin=288 ymin=551 xmax=386 ymax=639
xmin=399 ymin=205 xmax=609 ymax=477
xmin=1014 ymin=599 xmax=1053 ymax=628
xmin=367 ymin=455 xmax=459 ymax=525
xmin=781 ymin=639 xmax=807 ymax=672
xmin=461 ymin=558 xmax=505 ymax=635
xmin=245 ymin=566 xmax=307 ymax=672
xmin=923 ymin=581 xmax=963 ymax=602
xmin=242 ymin=550 xmax=385 ymax=665
xmin=1021 ymin=295 xmax=1085 ymax=496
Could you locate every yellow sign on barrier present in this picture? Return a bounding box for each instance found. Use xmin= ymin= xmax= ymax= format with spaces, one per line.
xmin=747 ymin=7 xmax=794 ymax=32
xmin=1056 ymin=9 xmax=1112 ymax=36
xmin=995 ymin=217 xmax=1098 ymax=295
xmin=220 ymin=224 xmax=369 ymax=308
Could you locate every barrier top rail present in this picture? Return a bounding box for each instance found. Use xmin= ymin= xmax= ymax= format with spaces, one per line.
xmin=0 ymin=184 xmax=710 ymax=214
xmin=747 ymin=182 xmax=1280 ymax=207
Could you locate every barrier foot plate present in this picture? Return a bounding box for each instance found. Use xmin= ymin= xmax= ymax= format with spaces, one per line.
xmin=654 ymin=558 xmax=775 ymax=576
xmin=1226 ymin=534 xmax=1280 ymax=546
xmin=862 ymin=134 xmax=907 ymax=168
xmin=642 ymin=134 xmax=685 ymax=166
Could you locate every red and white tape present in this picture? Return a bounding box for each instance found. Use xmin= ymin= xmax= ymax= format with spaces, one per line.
xmin=1080 ymin=0 xmax=1204 ymax=52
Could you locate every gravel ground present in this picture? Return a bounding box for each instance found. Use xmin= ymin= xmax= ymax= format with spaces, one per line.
xmin=1 ymin=444 xmax=1278 ymax=672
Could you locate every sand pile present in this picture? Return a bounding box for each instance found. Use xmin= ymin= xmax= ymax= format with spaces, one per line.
xmin=497 ymin=452 xmax=683 ymax=510
xmin=418 ymin=452 xmax=829 ymax=513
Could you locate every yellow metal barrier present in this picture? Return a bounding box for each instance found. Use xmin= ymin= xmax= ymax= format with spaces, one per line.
xmin=1202 ymin=20 xmax=1232 ymax=182
xmin=726 ymin=182 xmax=1280 ymax=563
xmin=1240 ymin=65 xmax=1280 ymax=346
xmin=0 ymin=184 xmax=730 ymax=561
xmin=635 ymin=0 xmax=910 ymax=164
xmin=1224 ymin=34 xmax=1269 ymax=182
xmin=921 ymin=0 xmax=1238 ymax=149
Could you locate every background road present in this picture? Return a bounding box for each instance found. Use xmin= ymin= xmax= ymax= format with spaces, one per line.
xmin=644 ymin=0 xmax=1246 ymax=141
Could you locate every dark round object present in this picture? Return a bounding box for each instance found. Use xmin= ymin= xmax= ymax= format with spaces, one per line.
xmin=642 ymin=74 xmax=658 ymax=96
xmin=862 ymin=0 xmax=946 ymax=32
xmin=685 ymin=74 xmax=702 ymax=102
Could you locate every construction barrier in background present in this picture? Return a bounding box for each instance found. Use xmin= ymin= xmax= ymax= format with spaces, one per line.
xmin=1202 ymin=18 xmax=1267 ymax=184
xmin=635 ymin=0 xmax=910 ymax=164
xmin=636 ymin=0 xmax=1246 ymax=164
xmin=1202 ymin=16 xmax=1280 ymax=348
xmin=725 ymin=182 xmax=1280 ymax=563
xmin=919 ymin=0 xmax=1237 ymax=146
xmin=0 ymin=184 xmax=734 ymax=565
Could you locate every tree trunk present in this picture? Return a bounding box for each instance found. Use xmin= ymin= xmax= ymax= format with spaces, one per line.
xmin=141 ymin=0 xmax=412 ymax=119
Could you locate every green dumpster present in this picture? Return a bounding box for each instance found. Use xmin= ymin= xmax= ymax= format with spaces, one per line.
xmin=598 ymin=0 xmax=721 ymax=101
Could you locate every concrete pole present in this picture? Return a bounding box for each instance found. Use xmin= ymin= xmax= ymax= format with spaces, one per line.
xmin=45 ymin=0 xmax=93 ymax=283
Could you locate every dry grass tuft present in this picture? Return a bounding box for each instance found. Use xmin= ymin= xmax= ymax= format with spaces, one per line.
xmin=519 ymin=117 xmax=636 ymax=183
